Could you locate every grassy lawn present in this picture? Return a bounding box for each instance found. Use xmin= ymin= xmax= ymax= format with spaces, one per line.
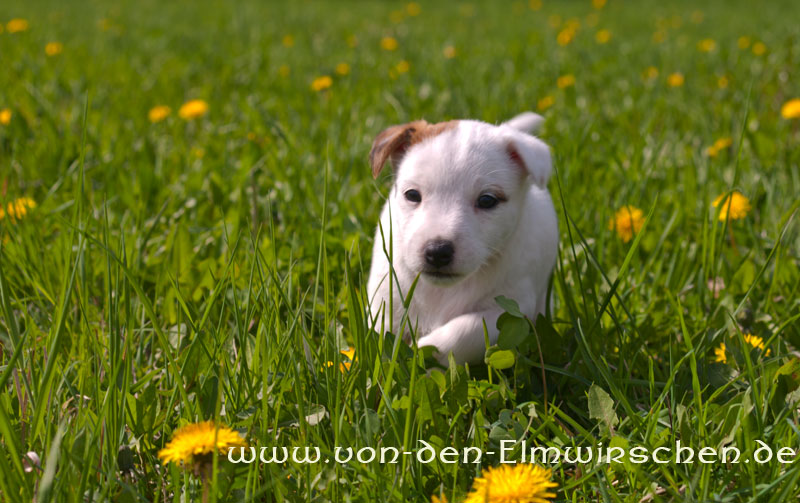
xmin=1 ymin=0 xmax=799 ymax=501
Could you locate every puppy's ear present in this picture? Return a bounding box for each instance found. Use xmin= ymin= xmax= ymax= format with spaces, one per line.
xmin=369 ymin=120 xmax=459 ymax=178
xmin=502 ymin=111 xmax=544 ymax=134
xmin=369 ymin=121 xmax=428 ymax=178
xmin=507 ymin=133 xmax=552 ymax=188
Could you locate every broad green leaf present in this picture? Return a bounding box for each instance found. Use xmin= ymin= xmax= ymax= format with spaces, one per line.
xmin=494 ymin=296 xmax=523 ymax=317
xmin=497 ymin=314 xmax=529 ymax=349
xmin=488 ymin=350 xmax=516 ymax=370
xmin=587 ymin=384 xmax=619 ymax=429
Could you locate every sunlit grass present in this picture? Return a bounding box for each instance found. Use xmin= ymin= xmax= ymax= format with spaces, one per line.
xmin=0 ymin=0 xmax=799 ymax=501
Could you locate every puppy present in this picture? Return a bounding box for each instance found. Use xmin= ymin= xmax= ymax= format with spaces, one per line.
xmin=366 ymin=112 xmax=558 ymax=365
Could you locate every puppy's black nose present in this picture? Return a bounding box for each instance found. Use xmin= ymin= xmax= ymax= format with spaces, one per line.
xmin=424 ymin=240 xmax=455 ymax=268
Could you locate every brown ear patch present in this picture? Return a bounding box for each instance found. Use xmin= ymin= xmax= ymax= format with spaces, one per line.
xmin=369 ymin=120 xmax=459 ymax=178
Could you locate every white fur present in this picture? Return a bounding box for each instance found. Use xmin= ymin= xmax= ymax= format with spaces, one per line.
xmin=367 ymin=113 xmax=559 ymax=365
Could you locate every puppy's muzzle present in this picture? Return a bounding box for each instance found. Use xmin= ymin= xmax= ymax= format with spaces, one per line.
xmin=424 ymin=240 xmax=455 ymax=268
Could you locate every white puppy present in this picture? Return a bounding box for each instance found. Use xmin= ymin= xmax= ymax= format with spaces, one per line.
xmin=366 ymin=112 xmax=558 ymax=365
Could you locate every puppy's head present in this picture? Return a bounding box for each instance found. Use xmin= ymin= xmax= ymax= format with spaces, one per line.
xmin=370 ymin=113 xmax=552 ymax=286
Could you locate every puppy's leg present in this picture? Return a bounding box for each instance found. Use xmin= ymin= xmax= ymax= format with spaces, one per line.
xmin=416 ymin=309 xmax=503 ymax=365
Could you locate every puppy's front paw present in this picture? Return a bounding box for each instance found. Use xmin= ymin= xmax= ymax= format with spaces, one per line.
xmin=416 ymin=322 xmax=489 ymax=366
xmin=416 ymin=330 xmax=451 ymax=366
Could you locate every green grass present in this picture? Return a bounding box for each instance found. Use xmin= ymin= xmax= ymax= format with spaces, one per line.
xmin=1 ymin=0 xmax=799 ymax=501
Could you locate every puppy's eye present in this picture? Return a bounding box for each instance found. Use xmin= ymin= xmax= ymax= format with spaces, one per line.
xmin=476 ymin=194 xmax=500 ymax=209
xmin=404 ymin=189 xmax=422 ymax=203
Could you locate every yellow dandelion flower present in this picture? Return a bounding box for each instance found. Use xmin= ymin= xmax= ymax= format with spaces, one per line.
xmin=395 ymin=60 xmax=410 ymax=74
xmin=752 ymin=42 xmax=766 ymax=55
xmin=667 ymin=72 xmax=684 ymax=87
xmin=717 ymin=75 xmax=729 ymax=89
xmin=0 ymin=108 xmax=11 ymax=126
xmin=706 ymin=137 xmax=732 ymax=157
xmin=595 ymin=29 xmax=611 ymax=44
xmin=586 ymin=13 xmax=599 ymax=27
xmin=780 ymin=98 xmax=800 ymax=119
xmin=643 ymin=66 xmax=659 ymax=80
xmin=311 ymin=75 xmax=333 ymax=92
xmin=381 ymin=36 xmax=399 ymax=51
xmin=608 ymin=205 xmax=644 ymax=243
xmin=278 ymin=64 xmax=290 ymax=78
xmin=346 ymin=35 xmax=358 ymax=48
xmin=191 ymin=147 xmax=205 ymax=159
xmin=0 ymin=197 xmax=37 ymax=222
xmin=158 ymin=421 xmax=246 ymax=467
xmin=743 ymin=334 xmax=771 ymax=356
xmin=178 ymin=99 xmax=208 ymax=120
xmin=697 ymin=38 xmax=716 ymax=52
xmin=537 ymin=95 xmax=555 ymax=111
xmin=712 ymin=191 xmax=751 ymax=221
xmin=282 ymin=34 xmax=294 ymax=48
xmin=464 ymin=464 xmax=557 ymax=503
xmin=548 ymin=14 xmax=562 ymax=28
xmin=557 ymin=74 xmax=575 ymax=89
xmin=742 ymin=334 xmax=764 ymax=350
xmin=148 ymin=105 xmax=171 ymax=123
xmin=592 ymin=0 xmax=607 ymax=9
xmin=529 ymin=0 xmax=543 ymax=11
xmin=690 ymin=10 xmax=704 ymax=23
xmin=652 ymin=30 xmax=667 ymax=43
xmin=339 ymin=347 xmax=355 ymax=371
xmin=443 ymin=45 xmax=457 ymax=59
xmin=557 ymin=27 xmax=575 ymax=46
xmin=713 ymin=138 xmax=733 ymax=151
xmin=335 ymin=62 xmax=350 ymax=76
xmin=45 ymin=42 xmax=63 ymax=56
xmin=714 ymin=343 xmax=727 ymax=363
xmin=406 ymin=2 xmax=422 ymax=16
xmin=737 ymin=36 xmax=751 ymax=49
xmin=431 ymin=494 xmax=448 ymax=503
xmin=323 ymin=348 xmax=356 ymax=372
xmin=6 ymin=19 xmax=29 ymax=33
xmin=565 ymin=18 xmax=581 ymax=30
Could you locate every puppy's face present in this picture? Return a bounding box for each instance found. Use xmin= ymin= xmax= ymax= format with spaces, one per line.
xmin=370 ymin=119 xmax=552 ymax=286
